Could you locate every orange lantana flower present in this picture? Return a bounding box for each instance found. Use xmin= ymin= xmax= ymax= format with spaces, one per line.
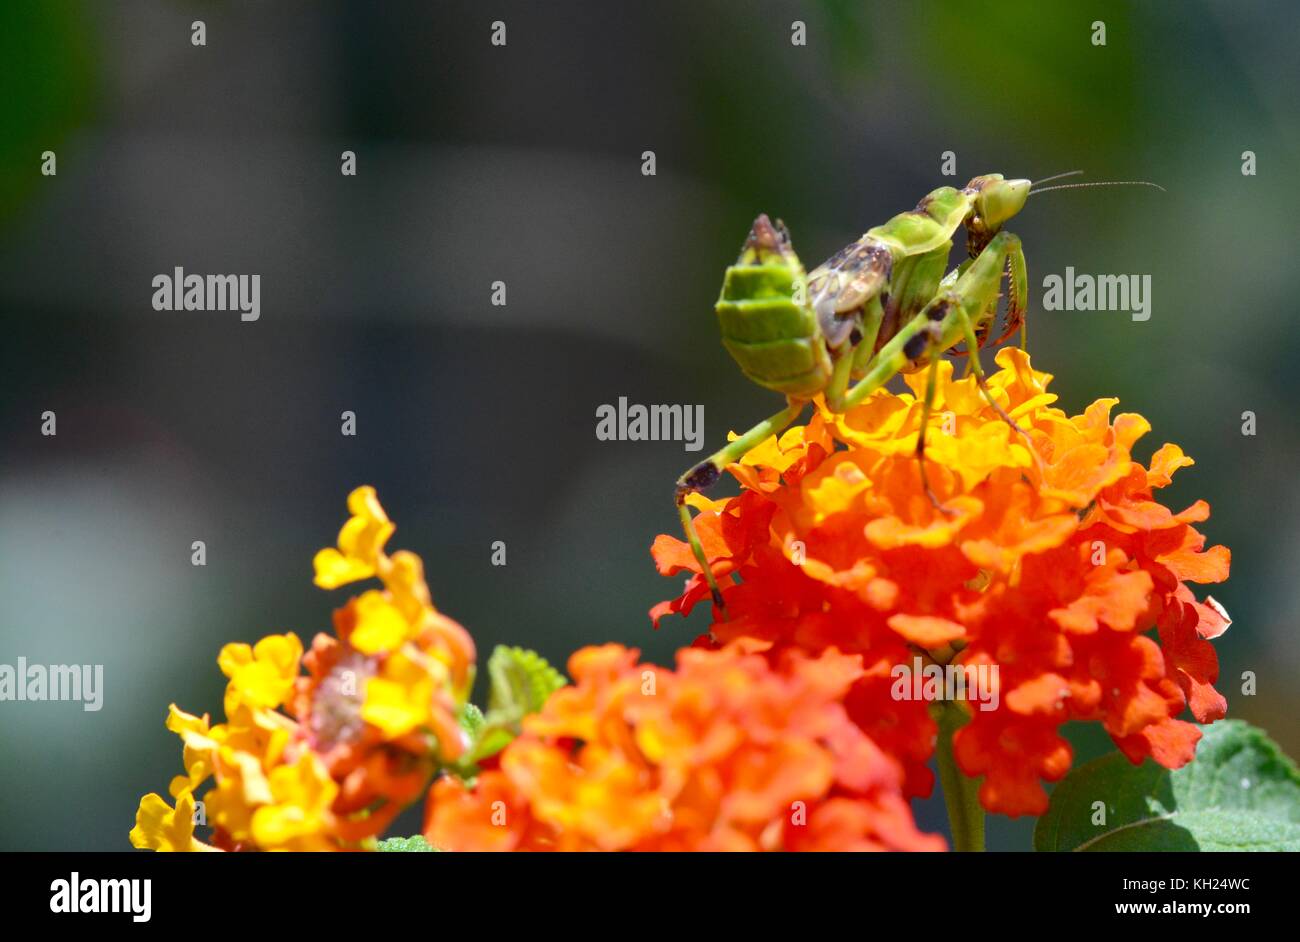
xmin=652 ymin=349 xmax=1230 ymax=816
xmin=425 ymin=641 xmax=944 ymax=851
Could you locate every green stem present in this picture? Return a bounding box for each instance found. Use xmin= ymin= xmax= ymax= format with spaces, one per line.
xmin=934 ymin=702 xmax=985 ymax=852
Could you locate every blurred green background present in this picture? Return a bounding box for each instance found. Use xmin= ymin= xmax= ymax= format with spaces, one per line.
xmin=1 ymin=0 xmax=1297 ymax=851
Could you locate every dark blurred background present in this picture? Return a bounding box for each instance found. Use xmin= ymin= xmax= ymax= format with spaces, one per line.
xmin=1 ymin=0 xmax=1297 ymax=851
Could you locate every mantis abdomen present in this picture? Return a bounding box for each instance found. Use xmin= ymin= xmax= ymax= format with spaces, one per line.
xmin=714 ymin=218 xmax=832 ymax=398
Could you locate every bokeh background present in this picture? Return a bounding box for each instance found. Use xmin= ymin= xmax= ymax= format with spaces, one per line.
xmin=2 ymin=0 xmax=1297 ymax=851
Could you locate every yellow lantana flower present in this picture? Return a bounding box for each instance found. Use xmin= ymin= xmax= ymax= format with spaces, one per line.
xmin=205 ymin=746 xmax=276 ymax=845
xmin=313 ymin=485 xmax=395 ymax=589
xmin=165 ymin=704 xmax=215 ymax=798
xmin=384 ymin=549 xmax=436 ymax=624
xmin=129 ymin=789 xmax=212 ymax=852
xmin=167 ymin=703 xmax=294 ymax=798
xmin=349 ymin=590 xmax=414 ymax=655
xmin=360 ymin=652 xmax=436 ymax=739
xmin=218 ymin=632 xmax=303 ymax=715
xmin=250 ymin=752 xmax=339 ymax=851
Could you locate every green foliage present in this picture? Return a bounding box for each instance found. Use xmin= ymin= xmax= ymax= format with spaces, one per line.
xmin=468 ymin=726 xmax=516 ymax=765
xmin=458 ymin=701 xmax=486 ymax=740
xmin=484 ymin=645 xmax=567 ymax=733
xmin=0 ymin=1 xmax=95 ymax=224
xmin=376 ymin=835 xmax=439 ymax=852
xmin=454 ymin=700 xmax=506 ymax=770
xmin=450 ymin=647 xmax=567 ymax=769
xmin=1035 ymin=720 xmax=1300 ymax=851
xmin=909 ymin=0 xmax=1139 ymax=162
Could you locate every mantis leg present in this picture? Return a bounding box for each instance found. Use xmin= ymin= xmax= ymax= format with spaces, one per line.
xmin=949 ymin=295 xmax=1040 ymax=463
xmin=837 ymin=326 xmax=923 ymax=410
xmin=675 ymin=398 xmax=806 ymax=610
xmin=921 ymin=231 xmax=1040 ymax=463
xmin=831 ymin=316 xmax=955 ymax=510
xmin=827 ymin=294 xmax=945 ymax=412
xmin=952 ymin=230 xmax=1029 ymax=369
xmin=987 ymin=235 xmax=1029 ymax=350
xmin=935 ymin=260 xmax=983 ymax=379
xmin=823 ymin=298 xmax=883 ymax=412
xmin=849 ymin=295 xmax=886 ymax=375
xmin=836 ymin=230 xmax=1033 ymax=505
xmin=930 ymin=231 xmax=1034 ymax=442
xmin=914 ymin=354 xmax=949 ymax=511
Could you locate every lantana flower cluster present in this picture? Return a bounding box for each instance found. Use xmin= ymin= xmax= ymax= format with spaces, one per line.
xmin=130 ymin=487 xmax=475 ymax=851
xmin=427 ymin=640 xmax=943 ymax=851
xmin=133 ymin=487 xmax=936 ymax=851
xmin=133 ymin=348 xmax=1231 ymax=850
xmin=651 ymin=349 xmax=1231 ymax=815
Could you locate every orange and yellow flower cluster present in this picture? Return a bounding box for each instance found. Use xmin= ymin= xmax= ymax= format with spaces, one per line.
xmin=134 ymin=486 xmax=936 ymax=852
xmin=652 ymin=349 xmax=1231 ymax=816
xmin=426 ymin=641 xmax=944 ymax=851
xmin=130 ymin=486 xmax=475 ymax=851
xmin=134 ymin=348 xmax=1233 ymax=850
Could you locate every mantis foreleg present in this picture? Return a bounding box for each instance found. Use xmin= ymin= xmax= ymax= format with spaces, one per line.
xmin=835 ymin=231 xmax=1033 ymax=507
xmin=983 ymin=233 xmax=1028 ymax=349
xmin=948 ymin=290 xmax=1039 ymax=465
xmin=915 ymin=354 xmax=948 ymax=510
xmin=938 ymin=232 xmax=1034 ymax=440
xmin=837 ymin=230 xmax=1028 ymax=409
xmin=675 ymin=398 xmax=806 ymax=610
xmin=913 ymin=232 xmax=1038 ymax=507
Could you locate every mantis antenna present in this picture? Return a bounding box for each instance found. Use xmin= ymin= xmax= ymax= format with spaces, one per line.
xmin=1029 ymin=179 xmax=1166 ymax=196
xmin=1029 ymin=169 xmax=1084 ymax=187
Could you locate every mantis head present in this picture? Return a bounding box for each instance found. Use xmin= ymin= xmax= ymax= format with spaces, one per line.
xmin=968 ymin=174 xmax=1032 ymax=230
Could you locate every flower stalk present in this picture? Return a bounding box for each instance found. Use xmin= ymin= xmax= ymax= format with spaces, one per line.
xmin=934 ymin=701 xmax=985 ymax=852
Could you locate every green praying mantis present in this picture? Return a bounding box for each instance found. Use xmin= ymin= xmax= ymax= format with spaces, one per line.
xmin=675 ymin=172 xmax=1163 ymax=613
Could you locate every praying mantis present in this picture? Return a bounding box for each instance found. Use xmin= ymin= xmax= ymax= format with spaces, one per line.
xmin=675 ymin=172 xmax=1162 ymax=612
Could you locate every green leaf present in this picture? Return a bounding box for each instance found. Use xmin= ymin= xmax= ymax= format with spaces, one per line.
xmin=483 ymin=645 xmax=567 ymax=732
xmin=458 ymin=702 xmax=486 ymax=740
xmin=468 ymin=726 xmax=516 ymax=764
xmin=376 ymin=835 xmax=440 ymax=852
xmin=448 ymin=647 xmax=568 ymax=769
xmin=1035 ymin=720 xmax=1300 ymax=851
